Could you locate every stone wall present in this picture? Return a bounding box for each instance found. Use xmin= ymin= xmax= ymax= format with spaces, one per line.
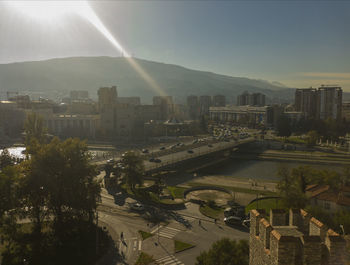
xmin=249 ymin=209 xmax=347 ymax=265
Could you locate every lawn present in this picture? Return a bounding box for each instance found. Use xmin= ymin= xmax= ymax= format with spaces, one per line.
xmin=199 ymin=203 xmax=224 ymax=219
xmin=134 ymin=252 xmax=154 ymax=265
xmin=174 ymin=240 xmax=195 ymax=253
xmin=187 ymin=182 xmax=276 ymax=196
xmin=167 ymin=186 xmax=186 ymax=199
xmin=245 ymin=198 xmax=282 ymax=215
xmin=138 ymin=230 xmax=154 ymax=241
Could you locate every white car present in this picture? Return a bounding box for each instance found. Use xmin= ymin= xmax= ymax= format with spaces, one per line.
xmin=130 ymin=202 xmax=145 ymax=211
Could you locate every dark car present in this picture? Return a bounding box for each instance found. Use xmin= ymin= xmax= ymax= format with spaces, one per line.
xmin=160 ymin=146 xmax=166 ymax=150
xmin=142 ymin=149 xmax=149 ymax=153
xmin=224 ymin=216 xmax=242 ymax=226
xmin=149 ymin=158 xmax=155 ymax=162
xmin=154 ymin=158 xmax=162 ymax=163
xmin=187 ymin=150 xmax=194 ymax=154
xmin=208 ymin=144 xmax=213 ymax=147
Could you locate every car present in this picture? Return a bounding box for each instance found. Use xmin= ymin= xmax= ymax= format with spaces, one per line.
xmin=154 ymin=158 xmax=162 ymax=163
xmin=208 ymin=144 xmax=213 ymax=147
xmin=171 ymin=145 xmax=177 ymax=149
xmin=160 ymin=146 xmax=166 ymax=150
xmin=187 ymin=150 xmax=194 ymax=154
xmin=192 ymin=139 xmax=198 ymax=144
xmin=149 ymin=158 xmax=155 ymax=162
xmin=142 ymin=149 xmax=149 ymax=153
xmin=107 ymin=159 xmax=115 ymax=164
xmin=242 ymin=219 xmax=250 ymax=227
xmin=224 ymin=216 xmax=242 ymax=226
xmin=224 ymin=207 xmax=235 ymax=217
xmin=130 ymin=202 xmax=144 ymax=211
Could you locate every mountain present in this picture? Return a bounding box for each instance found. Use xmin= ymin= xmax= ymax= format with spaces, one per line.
xmin=0 ymin=56 xmax=295 ymax=104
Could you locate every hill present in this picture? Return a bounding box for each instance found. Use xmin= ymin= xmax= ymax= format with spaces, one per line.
xmin=0 ymin=56 xmax=295 ymax=104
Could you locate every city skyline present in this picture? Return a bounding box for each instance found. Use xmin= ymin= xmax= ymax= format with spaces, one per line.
xmin=0 ymin=1 xmax=349 ymax=91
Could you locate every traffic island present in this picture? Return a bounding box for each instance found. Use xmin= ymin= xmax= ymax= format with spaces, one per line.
xmin=174 ymin=240 xmax=195 ymax=253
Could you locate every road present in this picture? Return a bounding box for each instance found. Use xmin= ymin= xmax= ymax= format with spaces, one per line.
xmin=98 ymin=184 xmax=249 ymax=265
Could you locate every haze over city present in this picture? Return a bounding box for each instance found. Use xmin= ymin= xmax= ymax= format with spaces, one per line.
xmin=1 ymin=1 xmax=350 ymax=265
xmin=0 ymin=1 xmax=349 ymax=90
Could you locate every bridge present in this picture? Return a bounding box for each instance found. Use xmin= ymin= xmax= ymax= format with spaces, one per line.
xmin=144 ymin=137 xmax=255 ymax=174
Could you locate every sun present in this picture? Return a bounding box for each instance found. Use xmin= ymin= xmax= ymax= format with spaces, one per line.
xmin=5 ymin=1 xmax=89 ymax=21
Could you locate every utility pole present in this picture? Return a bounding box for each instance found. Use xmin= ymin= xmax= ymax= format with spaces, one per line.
xmin=96 ymin=211 xmax=99 ymax=255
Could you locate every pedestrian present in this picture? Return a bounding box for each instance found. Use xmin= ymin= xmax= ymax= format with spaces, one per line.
xmin=198 ymin=219 xmax=201 ymax=226
xmin=214 ymin=218 xmax=217 ymax=224
xmin=121 ymin=231 xmax=124 ymax=239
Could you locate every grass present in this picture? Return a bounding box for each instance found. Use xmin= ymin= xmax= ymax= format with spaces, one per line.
xmin=174 ymin=240 xmax=195 ymax=253
xmin=138 ymin=230 xmax=154 ymax=241
xmin=186 ymin=182 xmax=276 ymax=196
xmin=199 ymin=203 xmax=224 ymax=219
xmin=245 ymin=198 xmax=282 ymax=215
xmin=167 ymin=186 xmax=186 ymax=199
xmin=134 ymin=252 xmax=155 ymax=265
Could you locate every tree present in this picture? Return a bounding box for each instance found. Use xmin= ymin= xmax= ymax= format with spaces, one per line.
xmin=276 ymin=166 xmax=313 ymax=208
xmin=306 ymin=130 xmax=319 ymax=147
xmin=121 ymin=151 xmax=144 ymax=190
xmin=24 ymin=112 xmax=47 ymax=153
xmin=195 ymin=238 xmax=249 ymax=265
xmin=0 ymin=149 xmax=14 ymax=170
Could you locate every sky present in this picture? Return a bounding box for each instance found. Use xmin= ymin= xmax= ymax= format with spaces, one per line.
xmin=0 ymin=1 xmax=349 ymax=90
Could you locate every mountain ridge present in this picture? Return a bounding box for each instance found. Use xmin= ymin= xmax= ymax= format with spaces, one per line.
xmin=0 ymin=56 xmax=295 ymax=104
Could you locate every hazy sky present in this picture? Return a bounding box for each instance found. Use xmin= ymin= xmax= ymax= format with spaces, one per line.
xmin=0 ymin=1 xmax=349 ymax=90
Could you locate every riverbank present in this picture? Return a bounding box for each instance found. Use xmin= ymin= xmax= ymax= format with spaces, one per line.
xmin=231 ymin=149 xmax=350 ymax=166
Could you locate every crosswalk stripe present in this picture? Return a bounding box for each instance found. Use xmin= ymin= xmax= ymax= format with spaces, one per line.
xmin=155 ymin=255 xmax=184 ymax=265
xmin=162 ymin=226 xmax=181 ymax=232
xmin=158 ymin=232 xmax=173 ymax=239
xmin=151 ymin=225 xmax=162 ymax=234
xmin=138 ymin=240 xmax=142 ymax=251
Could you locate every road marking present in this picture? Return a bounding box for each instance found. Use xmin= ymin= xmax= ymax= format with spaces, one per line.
xmin=155 ymin=255 xmax=184 ymax=265
xmin=138 ymin=240 xmax=142 ymax=251
xmin=152 ymin=226 xmax=181 ymax=239
xmin=151 ymin=225 xmax=162 ymax=234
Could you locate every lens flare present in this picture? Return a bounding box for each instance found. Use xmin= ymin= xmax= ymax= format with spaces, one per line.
xmin=5 ymin=0 xmax=166 ymax=96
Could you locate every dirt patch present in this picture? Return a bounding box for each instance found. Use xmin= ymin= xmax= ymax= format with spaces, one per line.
xmin=186 ymin=190 xmax=232 ymax=206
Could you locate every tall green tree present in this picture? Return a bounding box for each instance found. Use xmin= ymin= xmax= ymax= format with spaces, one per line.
xmin=276 ymin=166 xmax=313 ymax=208
xmin=195 ymin=238 xmax=249 ymax=265
xmin=121 ymin=151 xmax=144 ymax=190
xmin=24 ymin=112 xmax=47 ymax=154
xmin=0 ymin=149 xmax=14 ymax=170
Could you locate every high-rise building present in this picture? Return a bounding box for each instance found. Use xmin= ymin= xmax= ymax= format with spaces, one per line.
xmin=237 ymin=92 xmax=266 ymax=106
xmin=199 ymin=95 xmax=212 ymax=116
xmin=98 ymin=86 xmax=118 ymax=135
xmin=153 ymin=96 xmax=173 ymax=120
xmin=294 ymin=88 xmax=317 ymax=118
xmin=213 ymin=95 xmax=226 ymax=107
xmin=294 ymin=86 xmax=342 ymax=120
xmin=187 ymin=95 xmax=199 ymax=120
xmin=317 ymin=85 xmax=342 ymax=120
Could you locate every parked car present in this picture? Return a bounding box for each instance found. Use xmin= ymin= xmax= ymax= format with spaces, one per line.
xmin=130 ymin=202 xmax=144 ymax=211
xmin=224 ymin=207 xmax=235 ymax=217
xmin=154 ymin=158 xmax=162 ymax=163
xmin=224 ymin=216 xmax=242 ymax=226
xmin=142 ymin=149 xmax=149 ymax=153
xmin=160 ymin=146 xmax=166 ymax=150
xmin=187 ymin=150 xmax=194 ymax=154
xmin=242 ymin=219 xmax=250 ymax=228
xmin=208 ymin=144 xmax=213 ymax=147
xmin=149 ymin=157 xmax=155 ymax=162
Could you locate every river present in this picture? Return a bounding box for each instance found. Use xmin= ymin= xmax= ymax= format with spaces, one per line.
xmin=202 ymin=158 xmax=344 ymax=181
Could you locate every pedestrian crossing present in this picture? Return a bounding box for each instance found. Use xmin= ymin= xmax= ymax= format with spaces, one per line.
xmin=151 ymin=225 xmax=181 ymax=239
xmin=118 ymin=237 xmax=142 ymax=254
xmin=155 ymin=255 xmax=184 ymax=265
